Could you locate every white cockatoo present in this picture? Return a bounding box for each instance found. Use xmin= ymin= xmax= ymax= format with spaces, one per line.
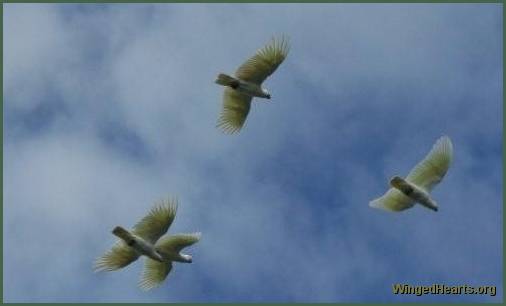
xmin=370 ymin=136 xmax=453 ymax=212
xmin=94 ymin=198 xmax=201 ymax=290
xmin=215 ymin=36 xmax=290 ymax=133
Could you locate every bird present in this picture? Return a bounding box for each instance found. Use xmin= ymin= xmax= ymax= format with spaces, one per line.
xmin=94 ymin=198 xmax=201 ymax=290
xmin=215 ymin=35 xmax=290 ymax=134
xmin=369 ymin=136 xmax=453 ymax=212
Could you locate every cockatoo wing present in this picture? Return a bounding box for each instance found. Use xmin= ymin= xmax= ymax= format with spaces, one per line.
xmin=235 ymin=36 xmax=290 ymax=85
xmin=132 ymin=198 xmax=178 ymax=244
xmin=369 ymin=188 xmax=415 ymax=212
xmin=405 ymin=136 xmax=453 ymax=192
xmin=139 ymin=258 xmax=172 ymax=291
xmin=217 ymin=88 xmax=252 ymax=134
xmin=94 ymin=241 xmax=140 ymax=272
xmin=156 ymin=232 xmax=202 ymax=254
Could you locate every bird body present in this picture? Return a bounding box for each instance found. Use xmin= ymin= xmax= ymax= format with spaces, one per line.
xmin=112 ymin=226 xmax=164 ymax=262
xmin=215 ymin=73 xmax=270 ymax=99
xmin=370 ymin=136 xmax=453 ymax=212
xmin=389 ymin=176 xmax=438 ymax=211
xmin=94 ymin=199 xmax=201 ymax=290
xmin=215 ymin=36 xmax=289 ymax=133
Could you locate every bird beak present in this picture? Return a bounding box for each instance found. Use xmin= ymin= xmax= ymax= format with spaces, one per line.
xmin=420 ymin=202 xmax=438 ymax=212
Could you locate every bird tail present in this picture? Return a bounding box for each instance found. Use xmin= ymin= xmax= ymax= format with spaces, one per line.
xmin=112 ymin=226 xmax=136 ymax=245
xmin=215 ymin=73 xmax=238 ymax=86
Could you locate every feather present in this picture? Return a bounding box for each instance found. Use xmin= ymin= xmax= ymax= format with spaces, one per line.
xmin=235 ymin=35 xmax=290 ymax=85
xmin=156 ymin=232 xmax=202 ymax=254
xmin=94 ymin=240 xmax=139 ymax=272
xmin=369 ymin=188 xmax=415 ymax=212
xmin=139 ymin=258 xmax=173 ymax=291
xmin=132 ymin=198 xmax=178 ymax=244
xmin=405 ymin=136 xmax=453 ymax=191
xmin=216 ymin=88 xmax=252 ymax=134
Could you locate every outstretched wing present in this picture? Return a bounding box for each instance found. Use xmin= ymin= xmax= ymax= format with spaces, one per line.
xmin=369 ymin=188 xmax=415 ymax=212
xmin=156 ymin=233 xmax=202 ymax=254
xmin=139 ymin=258 xmax=173 ymax=291
xmin=216 ymin=88 xmax=252 ymax=134
xmin=94 ymin=241 xmax=139 ymax=272
xmin=235 ymin=36 xmax=290 ymax=85
xmin=133 ymin=198 xmax=178 ymax=244
xmin=406 ymin=136 xmax=453 ymax=192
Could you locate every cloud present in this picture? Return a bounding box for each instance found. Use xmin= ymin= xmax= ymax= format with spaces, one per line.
xmin=3 ymin=3 xmax=502 ymax=302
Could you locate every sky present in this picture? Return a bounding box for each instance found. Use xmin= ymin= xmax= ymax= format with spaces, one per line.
xmin=3 ymin=3 xmax=503 ymax=303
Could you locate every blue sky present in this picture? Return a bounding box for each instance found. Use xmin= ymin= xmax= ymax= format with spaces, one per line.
xmin=3 ymin=3 xmax=503 ymax=302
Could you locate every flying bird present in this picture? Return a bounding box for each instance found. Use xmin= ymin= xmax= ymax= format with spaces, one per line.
xmin=94 ymin=198 xmax=201 ymax=290
xmin=370 ymin=136 xmax=453 ymax=212
xmin=215 ymin=35 xmax=290 ymax=133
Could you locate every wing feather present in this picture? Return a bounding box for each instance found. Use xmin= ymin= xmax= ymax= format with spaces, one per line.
xmin=216 ymin=88 xmax=252 ymax=134
xmin=235 ymin=36 xmax=290 ymax=85
xmin=369 ymin=188 xmax=415 ymax=212
xmin=132 ymin=198 xmax=178 ymax=244
xmin=406 ymin=136 xmax=453 ymax=191
xmin=94 ymin=241 xmax=139 ymax=272
xmin=139 ymin=258 xmax=172 ymax=291
xmin=156 ymin=232 xmax=202 ymax=254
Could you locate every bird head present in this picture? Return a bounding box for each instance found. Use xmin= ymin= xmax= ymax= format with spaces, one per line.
xmin=262 ymin=89 xmax=271 ymax=99
xmin=182 ymin=254 xmax=193 ymax=263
